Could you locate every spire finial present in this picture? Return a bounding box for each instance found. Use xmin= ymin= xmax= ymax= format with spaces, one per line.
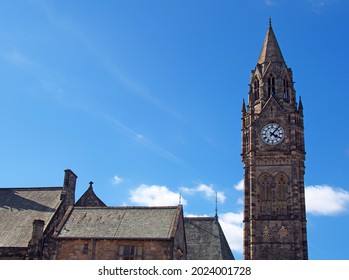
xmin=89 ymin=181 xmax=94 ymax=189
xmin=179 ymin=193 xmax=182 ymax=205
xmin=268 ymin=17 xmax=272 ymax=28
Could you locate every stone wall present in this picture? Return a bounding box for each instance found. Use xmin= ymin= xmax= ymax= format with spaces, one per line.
xmin=54 ymin=239 xmax=177 ymax=260
xmin=0 ymin=247 xmax=27 ymax=260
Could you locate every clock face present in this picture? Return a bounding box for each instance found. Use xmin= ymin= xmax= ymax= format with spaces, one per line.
xmin=261 ymin=123 xmax=285 ymax=145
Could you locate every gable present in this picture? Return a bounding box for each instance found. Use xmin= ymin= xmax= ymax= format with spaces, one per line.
xmin=75 ymin=186 xmax=106 ymax=207
xmin=259 ymin=96 xmax=286 ymax=119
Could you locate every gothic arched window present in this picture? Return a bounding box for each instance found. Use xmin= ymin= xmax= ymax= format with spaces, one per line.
xmin=258 ymin=173 xmax=273 ymax=201
xmin=268 ymin=75 xmax=275 ymax=97
xmin=275 ymin=172 xmax=289 ymax=215
xmin=283 ymin=78 xmax=290 ymax=101
xmin=275 ymin=173 xmax=289 ymax=200
xmin=258 ymin=173 xmax=273 ymax=215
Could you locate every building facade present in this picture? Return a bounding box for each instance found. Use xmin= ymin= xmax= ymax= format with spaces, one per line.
xmin=0 ymin=170 xmax=233 ymax=260
xmin=52 ymin=205 xmax=187 ymax=260
xmin=241 ymin=20 xmax=308 ymax=259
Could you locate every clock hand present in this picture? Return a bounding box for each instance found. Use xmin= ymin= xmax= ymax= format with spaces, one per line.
xmin=270 ymin=127 xmax=283 ymax=140
xmin=270 ymin=125 xmax=281 ymax=137
xmin=272 ymin=125 xmax=281 ymax=134
xmin=270 ymin=131 xmax=281 ymax=138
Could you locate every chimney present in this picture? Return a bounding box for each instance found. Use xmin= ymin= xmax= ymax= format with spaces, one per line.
xmin=31 ymin=219 xmax=45 ymax=243
xmin=28 ymin=219 xmax=45 ymax=259
xmin=60 ymin=169 xmax=77 ymax=206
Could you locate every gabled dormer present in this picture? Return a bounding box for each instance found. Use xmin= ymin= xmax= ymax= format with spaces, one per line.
xmin=75 ymin=181 xmax=106 ymax=207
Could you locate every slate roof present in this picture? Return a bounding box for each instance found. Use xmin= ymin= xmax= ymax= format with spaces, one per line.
xmin=56 ymin=206 xmax=181 ymax=240
xmin=0 ymin=187 xmax=63 ymax=247
xmin=184 ymin=217 xmax=234 ymax=260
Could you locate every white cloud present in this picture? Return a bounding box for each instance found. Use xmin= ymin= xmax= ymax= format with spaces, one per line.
xmin=185 ymin=213 xmax=209 ymax=218
xmin=234 ymin=179 xmax=244 ymax=191
xmin=180 ymin=184 xmax=225 ymax=203
xmin=305 ymin=185 xmax=349 ymax=216
xmin=112 ymin=175 xmax=123 ymax=185
xmin=219 ymin=212 xmax=244 ymax=255
xmin=130 ymin=184 xmax=186 ymax=206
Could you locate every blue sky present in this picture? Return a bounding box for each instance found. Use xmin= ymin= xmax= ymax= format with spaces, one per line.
xmin=0 ymin=0 xmax=349 ymax=260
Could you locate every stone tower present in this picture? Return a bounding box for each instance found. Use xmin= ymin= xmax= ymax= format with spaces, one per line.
xmin=241 ymin=20 xmax=308 ymax=260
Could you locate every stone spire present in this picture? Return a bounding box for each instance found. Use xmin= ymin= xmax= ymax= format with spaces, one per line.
xmin=257 ymin=18 xmax=286 ymax=66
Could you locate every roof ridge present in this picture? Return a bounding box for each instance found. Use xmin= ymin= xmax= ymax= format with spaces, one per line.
xmin=0 ymin=186 xmax=63 ymax=190
xmin=73 ymin=205 xmax=179 ymax=210
xmin=184 ymin=216 xmax=216 ymax=221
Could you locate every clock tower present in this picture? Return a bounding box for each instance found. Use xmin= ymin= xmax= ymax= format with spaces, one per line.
xmin=241 ymin=20 xmax=308 ymax=260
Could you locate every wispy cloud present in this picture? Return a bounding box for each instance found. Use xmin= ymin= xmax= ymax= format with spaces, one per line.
xmin=307 ymin=0 xmax=336 ymax=14
xmin=104 ymin=62 xmax=186 ymax=123
xmin=34 ymin=0 xmax=185 ymax=124
xmin=263 ymin=0 xmax=335 ymax=13
xmin=307 ymin=0 xmax=329 ymax=8
xmin=180 ymin=184 xmax=226 ymax=203
xmin=305 ymin=185 xmax=349 ymax=215
xmin=4 ymin=51 xmax=32 ymax=69
xmin=104 ymin=115 xmax=185 ymax=166
xmin=2 ymin=50 xmax=66 ymax=100
xmin=263 ymin=0 xmax=279 ymax=6
xmin=130 ymin=184 xmax=185 ymax=206
xmin=33 ymin=0 xmax=83 ymax=38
